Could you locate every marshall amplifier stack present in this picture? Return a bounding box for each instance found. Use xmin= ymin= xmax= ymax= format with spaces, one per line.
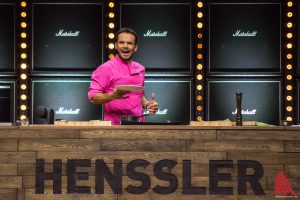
xmin=206 ymin=0 xmax=282 ymax=125
xmin=120 ymin=0 xmax=194 ymax=124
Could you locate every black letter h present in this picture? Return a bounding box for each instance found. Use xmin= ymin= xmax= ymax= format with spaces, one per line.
xmin=36 ymin=159 xmax=62 ymax=194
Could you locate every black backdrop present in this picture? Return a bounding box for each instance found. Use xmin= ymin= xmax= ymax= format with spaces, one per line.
xmin=0 ymin=82 xmax=14 ymax=123
xmin=0 ymin=3 xmax=15 ymax=71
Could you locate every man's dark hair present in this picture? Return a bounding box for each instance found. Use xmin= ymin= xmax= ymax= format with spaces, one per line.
xmin=116 ymin=27 xmax=138 ymax=44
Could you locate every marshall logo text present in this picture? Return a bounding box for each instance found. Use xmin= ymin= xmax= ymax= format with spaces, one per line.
xmin=144 ymin=30 xmax=168 ymax=37
xmin=55 ymin=29 xmax=80 ymax=37
xmin=232 ymin=30 xmax=257 ymax=37
xmin=55 ymin=107 xmax=80 ymax=115
xmin=232 ymin=109 xmax=256 ymax=115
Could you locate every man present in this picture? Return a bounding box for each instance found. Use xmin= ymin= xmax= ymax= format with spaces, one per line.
xmin=88 ymin=27 xmax=159 ymax=125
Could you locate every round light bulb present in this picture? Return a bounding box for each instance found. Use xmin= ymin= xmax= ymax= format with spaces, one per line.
xmin=108 ymin=54 xmax=115 ymax=59
xmin=197 ymin=2 xmax=203 ymax=8
xmin=21 ymin=22 xmax=27 ymax=28
xmin=20 ymin=115 xmax=27 ymax=120
xmin=286 ymin=96 xmax=292 ymax=101
xmin=197 ymin=12 xmax=203 ymax=18
xmin=197 ymin=22 xmax=203 ymax=29
xmin=286 ymin=64 xmax=292 ymax=70
xmin=21 ymin=1 xmax=27 ymax=7
xmin=197 ymin=84 xmax=203 ymax=90
xmin=20 ymin=74 xmax=27 ymax=80
xmin=197 ymin=74 xmax=203 ymax=80
xmin=21 ymin=32 xmax=27 ymax=38
xmin=21 ymin=94 xmax=27 ymax=100
xmin=286 ymin=106 xmax=293 ymax=112
xmin=108 ymin=2 xmax=114 ymax=8
xmin=286 ymin=75 xmax=292 ymax=80
xmin=20 ymin=105 xmax=27 ymax=111
xmin=197 ymin=116 xmax=202 ymax=121
xmin=21 ymin=84 xmax=27 ymax=90
xmin=108 ymin=33 xmax=115 ymax=39
xmin=108 ymin=43 xmax=114 ymax=49
xmin=21 ymin=12 xmax=27 ymax=18
xmin=20 ymin=63 xmax=27 ymax=69
xmin=197 ymin=106 xmax=203 ymax=111
xmin=197 ymin=53 xmax=203 ymax=59
xmin=21 ymin=43 xmax=27 ymax=49
xmin=197 ymin=64 xmax=203 ymax=70
xmin=197 ymin=95 xmax=203 ymax=101
xmin=108 ymin=12 xmax=115 ymax=18
xmin=21 ymin=53 xmax=27 ymax=59
xmin=287 ymin=2 xmax=293 ymax=7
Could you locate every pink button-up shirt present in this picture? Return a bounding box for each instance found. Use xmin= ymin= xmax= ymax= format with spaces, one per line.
xmin=88 ymin=55 xmax=145 ymax=125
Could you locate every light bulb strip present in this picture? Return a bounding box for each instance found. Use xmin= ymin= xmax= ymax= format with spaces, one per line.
xmin=106 ymin=1 xmax=116 ymax=60
xmin=283 ymin=0 xmax=295 ymax=123
xmin=18 ymin=0 xmax=29 ymax=121
xmin=195 ymin=1 xmax=205 ymax=121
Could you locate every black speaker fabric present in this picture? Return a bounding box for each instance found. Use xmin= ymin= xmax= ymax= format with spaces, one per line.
xmin=32 ymin=80 xmax=102 ymax=124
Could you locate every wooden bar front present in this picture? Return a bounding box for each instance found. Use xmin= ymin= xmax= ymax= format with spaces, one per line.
xmin=0 ymin=125 xmax=299 ymax=199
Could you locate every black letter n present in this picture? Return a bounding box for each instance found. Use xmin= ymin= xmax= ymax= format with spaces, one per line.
xmin=36 ymin=159 xmax=62 ymax=194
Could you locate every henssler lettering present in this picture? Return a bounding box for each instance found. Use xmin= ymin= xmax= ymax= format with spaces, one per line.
xmin=232 ymin=30 xmax=257 ymax=37
xmin=232 ymin=109 xmax=257 ymax=115
xmin=55 ymin=107 xmax=80 ymax=115
xmin=36 ymin=159 xmax=265 ymax=195
xmin=144 ymin=30 xmax=168 ymax=37
xmin=55 ymin=29 xmax=80 ymax=37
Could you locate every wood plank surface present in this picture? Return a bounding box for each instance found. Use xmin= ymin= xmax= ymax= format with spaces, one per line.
xmin=99 ymin=139 xmax=187 ymax=152
xmin=0 ymin=189 xmax=17 ymax=200
xmin=0 ymin=139 xmax=17 ymax=151
xmin=18 ymin=139 xmax=94 ymax=151
xmin=80 ymin=129 xmax=217 ymax=140
xmin=187 ymin=140 xmax=284 ymax=152
xmin=285 ymin=141 xmax=300 ymax=152
xmin=0 ymin=125 xmax=298 ymax=200
xmin=0 ymin=164 xmax=17 ymax=175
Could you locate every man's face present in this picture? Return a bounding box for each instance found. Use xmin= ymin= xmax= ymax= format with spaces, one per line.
xmin=115 ymin=32 xmax=138 ymax=62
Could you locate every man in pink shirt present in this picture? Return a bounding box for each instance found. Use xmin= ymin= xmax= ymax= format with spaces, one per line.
xmin=88 ymin=27 xmax=159 ymax=125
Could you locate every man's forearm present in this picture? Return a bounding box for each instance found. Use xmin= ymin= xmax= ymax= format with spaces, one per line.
xmin=90 ymin=93 xmax=115 ymax=105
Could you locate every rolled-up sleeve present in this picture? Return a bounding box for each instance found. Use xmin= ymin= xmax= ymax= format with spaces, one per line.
xmin=88 ymin=66 xmax=110 ymax=100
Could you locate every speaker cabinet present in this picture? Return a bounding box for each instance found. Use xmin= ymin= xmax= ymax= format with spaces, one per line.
xmin=32 ymin=3 xmax=103 ymax=71
xmin=31 ymin=79 xmax=102 ymax=124
xmin=144 ymin=78 xmax=193 ymax=124
xmin=120 ymin=2 xmax=192 ymax=72
xmin=209 ymin=3 xmax=281 ymax=73
xmin=206 ymin=78 xmax=281 ymax=125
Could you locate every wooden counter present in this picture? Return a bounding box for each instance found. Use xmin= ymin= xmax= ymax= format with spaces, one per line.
xmin=0 ymin=125 xmax=299 ymax=199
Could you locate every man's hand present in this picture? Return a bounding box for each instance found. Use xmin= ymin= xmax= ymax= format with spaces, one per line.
xmin=146 ymin=92 xmax=159 ymax=114
xmin=90 ymin=89 xmax=131 ymax=105
xmin=111 ymin=88 xmax=131 ymax=99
